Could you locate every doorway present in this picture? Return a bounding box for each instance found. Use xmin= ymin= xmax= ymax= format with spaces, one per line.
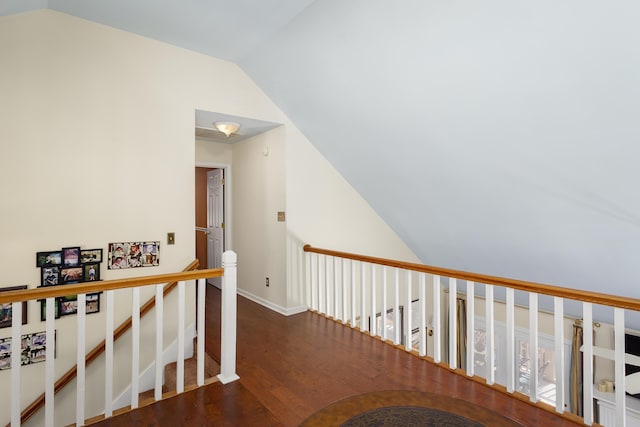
xmin=195 ymin=166 xmax=226 ymax=286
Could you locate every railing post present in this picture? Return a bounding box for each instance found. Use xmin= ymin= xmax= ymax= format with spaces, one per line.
xmin=218 ymin=251 xmax=240 ymax=384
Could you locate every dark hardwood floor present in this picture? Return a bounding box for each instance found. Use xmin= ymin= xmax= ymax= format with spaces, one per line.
xmin=92 ymin=286 xmax=586 ymax=426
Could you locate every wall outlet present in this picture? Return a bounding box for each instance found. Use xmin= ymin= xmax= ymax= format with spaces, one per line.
xmin=266 ymin=277 xmax=269 ymax=287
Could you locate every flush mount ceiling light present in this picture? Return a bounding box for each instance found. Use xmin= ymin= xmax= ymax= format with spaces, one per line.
xmin=214 ymin=121 xmax=240 ymax=137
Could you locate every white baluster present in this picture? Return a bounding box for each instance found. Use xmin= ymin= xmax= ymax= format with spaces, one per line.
xmin=506 ymin=288 xmax=515 ymax=393
xmin=486 ymin=284 xmax=495 ymax=385
xmin=405 ymin=271 xmax=412 ymax=352
xmin=371 ymin=264 xmax=377 ymax=336
xmin=77 ymin=293 xmax=86 ymax=426
xmin=554 ymin=297 xmax=565 ymax=413
xmin=614 ymin=308 xmax=626 ymax=427
xmin=306 ymin=252 xmax=313 ymax=310
xmin=360 ymin=262 xmax=366 ymax=332
xmin=449 ymin=278 xmax=457 ymax=369
xmin=131 ymin=287 xmax=140 ymax=408
xmin=382 ymin=267 xmax=388 ymax=341
xmin=433 ymin=275 xmax=441 ymax=363
xmin=351 ymin=260 xmax=356 ymax=328
xmin=334 ymin=257 xmax=340 ymax=321
xmin=177 ymin=280 xmax=185 ymax=393
xmin=342 ymin=258 xmax=348 ymax=323
xmin=325 ymin=256 xmax=331 ymax=318
xmin=11 ymin=302 xmax=22 ymax=427
xmin=45 ymin=297 xmax=55 ymax=427
xmin=393 ymin=268 xmax=400 ymax=345
xmin=419 ymin=273 xmax=427 ymax=357
xmin=312 ymin=253 xmax=318 ymax=311
xmin=105 ymin=290 xmax=114 ymax=417
xmin=197 ymin=278 xmax=206 ymax=386
xmin=583 ymin=302 xmax=593 ymax=426
xmin=155 ymin=284 xmax=164 ymax=400
xmin=466 ymin=281 xmax=475 ymax=375
xmin=529 ymin=293 xmax=539 ymax=402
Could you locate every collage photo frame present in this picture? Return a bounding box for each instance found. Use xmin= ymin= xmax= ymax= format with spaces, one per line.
xmin=108 ymin=241 xmax=159 ymax=269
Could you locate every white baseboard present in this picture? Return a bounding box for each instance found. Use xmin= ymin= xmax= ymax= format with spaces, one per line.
xmin=235 ymin=288 xmax=308 ymax=316
xmin=112 ymin=323 xmax=195 ymax=410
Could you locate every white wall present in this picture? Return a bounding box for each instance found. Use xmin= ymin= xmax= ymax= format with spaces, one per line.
xmin=230 ymin=128 xmax=288 ymax=310
xmin=0 ymin=8 xmax=420 ymax=424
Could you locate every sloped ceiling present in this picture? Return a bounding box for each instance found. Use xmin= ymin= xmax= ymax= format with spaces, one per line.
xmin=3 ymin=1 xmax=640 ymax=298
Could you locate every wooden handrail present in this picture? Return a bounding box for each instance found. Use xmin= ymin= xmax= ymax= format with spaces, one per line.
xmin=11 ymin=260 xmax=219 ymax=426
xmin=0 ymin=264 xmax=222 ymax=304
xmin=303 ymin=244 xmax=640 ymax=312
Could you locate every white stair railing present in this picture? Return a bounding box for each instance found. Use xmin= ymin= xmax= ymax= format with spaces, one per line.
xmin=303 ymin=244 xmax=640 ymax=427
xmin=0 ymin=251 xmax=238 ymax=427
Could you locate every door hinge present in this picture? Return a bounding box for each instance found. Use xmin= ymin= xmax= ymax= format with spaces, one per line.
xmin=221 ymin=222 xmax=224 ymax=229
xmin=221 ymin=178 xmax=225 ymax=185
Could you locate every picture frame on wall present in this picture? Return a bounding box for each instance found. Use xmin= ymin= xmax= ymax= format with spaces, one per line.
xmin=86 ymin=293 xmax=101 ymax=314
xmin=0 ymin=330 xmax=56 ymax=370
xmin=0 ymin=286 xmax=28 ymax=329
xmin=36 ymin=251 xmax=62 ymax=267
xmin=40 ymin=299 xmax=60 ymax=321
xmin=80 ymin=249 xmax=103 ymax=264
xmin=41 ymin=267 xmax=61 ymax=286
xmin=62 ymin=247 xmax=81 ymax=267
xmin=141 ymin=241 xmax=159 ymax=267
xmin=108 ymin=241 xmax=160 ymax=269
xmin=60 ymin=267 xmax=83 ymax=284
xmin=83 ymin=263 xmax=100 ymax=281
xmin=58 ymin=296 xmax=78 ymax=316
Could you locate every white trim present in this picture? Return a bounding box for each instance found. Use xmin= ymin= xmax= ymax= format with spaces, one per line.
xmin=234 ymin=286 xmax=308 ymax=316
xmin=195 ymin=162 xmax=232 ymax=253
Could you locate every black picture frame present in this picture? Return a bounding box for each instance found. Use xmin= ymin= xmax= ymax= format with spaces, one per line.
xmin=61 ymin=246 xmax=81 ymax=267
xmin=36 ymin=251 xmax=62 ymax=267
xmin=0 ymin=286 xmax=28 ymax=329
xmin=83 ymin=263 xmax=100 ymax=282
xmin=40 ymin=298 xmax=60 ymax=321
xmin=58 ymin=295 xmax=78 ymax=316
xmin=0 ymin=330 xmax=56 ymax=370
xmin=41 ymin=266 xmax=61 ymax=286
xmin=60 ymin=266 xmax=83 ymax=284
xmin=80 ymin=248 xmax=103 ymax=264
xmin=86 ymin=293 xmax=101 ymax=314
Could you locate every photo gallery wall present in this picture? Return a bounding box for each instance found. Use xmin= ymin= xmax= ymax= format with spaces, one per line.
xmin=36 ymin=246 xmax=104 ymax=320
xmin=0 ymin=241 xmax=161 ymax=369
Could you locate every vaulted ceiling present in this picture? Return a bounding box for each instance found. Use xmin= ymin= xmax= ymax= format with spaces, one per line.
xmin=4 ymin=1 xmax=640 ymax=299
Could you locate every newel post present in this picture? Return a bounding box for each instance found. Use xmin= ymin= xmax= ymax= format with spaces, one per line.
xmin=218 ymin=251 xmax=240 ymax=384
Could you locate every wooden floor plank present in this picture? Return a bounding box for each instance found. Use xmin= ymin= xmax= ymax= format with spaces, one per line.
xmin=91 ymin=285 xmax=585 ymax=426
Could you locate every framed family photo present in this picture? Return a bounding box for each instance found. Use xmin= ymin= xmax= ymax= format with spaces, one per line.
xmin=41 ymin=267 xmax=61 ymax=286
xmin=40 ymin=299 xmax=60 ymax=321
xmin=0 ymin=286 xmax=28 ymax=329
xmin=108 ymin=241 xmax=159 ymax=269
xmin=80 ymin=249 xmax=103 ymax=264
xmin=36 ymin=251 xmax=62 ymax=267
xmin=60 ymin=267 xmax=83 ymax=284
xmin=62 ymin=247 xmax=80 ymax=267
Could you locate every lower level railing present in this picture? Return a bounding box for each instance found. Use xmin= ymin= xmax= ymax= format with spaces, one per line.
xmin=303 ymin=245 xmax=640 ymax=427
xmin=0 ymin=251 xmax=238 ymax=427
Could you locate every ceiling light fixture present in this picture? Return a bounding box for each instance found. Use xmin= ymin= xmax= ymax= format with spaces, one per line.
xmin=214 ymin=121 xmax=240 ymax=137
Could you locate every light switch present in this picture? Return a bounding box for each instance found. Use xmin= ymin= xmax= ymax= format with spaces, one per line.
xmin=277 ymin=211 xmax=286 ymax=222
xmin=167 ymin=232 xmax=175 ymax=245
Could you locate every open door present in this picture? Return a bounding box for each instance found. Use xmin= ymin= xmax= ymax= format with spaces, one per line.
xmin=207 ymin=169 xmax=224 ymax=286
xmin=195 ymin=167 xmax=224 ymax=286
